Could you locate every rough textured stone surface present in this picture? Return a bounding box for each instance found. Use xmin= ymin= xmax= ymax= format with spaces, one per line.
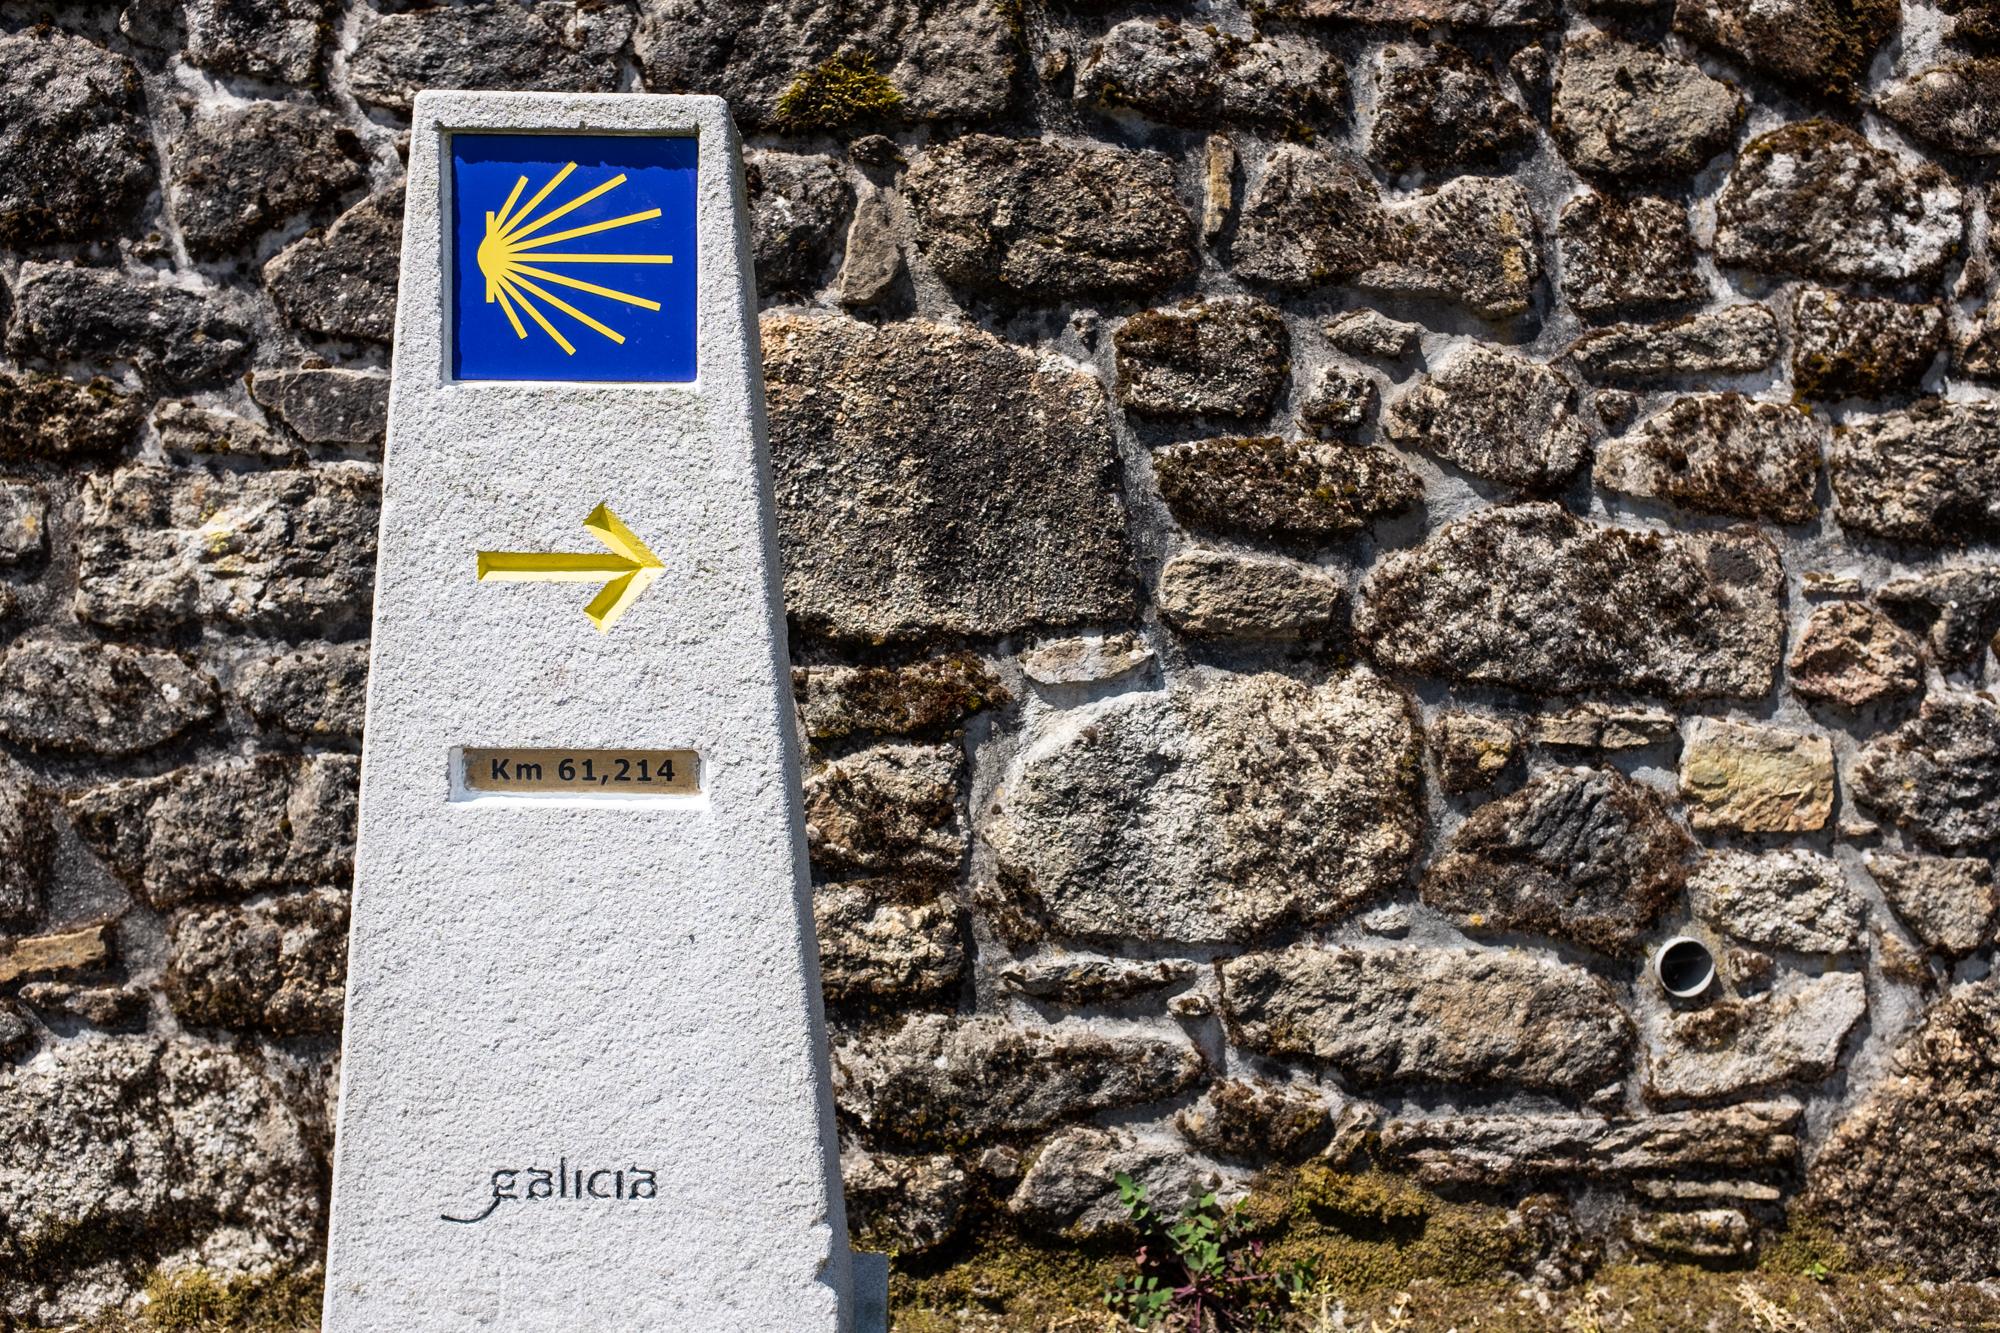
xmin=746 ymin=151 xmax=852 ymax=296
xmin=1221 ymin=945 xmax=1633 ymax=1097
xmin=183 ymin=0 xmax=330 ymax=84
xmin=1076 ymin=20 xmax=1346 ymax=132
xmin=1269 ymin=0 xmax=1555 ymax=25
xmin=0 ymin=925 xmax=109 ymax=986
xmin=1568 ymin=305 xmax=1781 ymax=382
xmin=1156 ymin=549 xmax=1345 ymax=640
xmin=1876 ymin=566 xmax=2000 ymax=668
xmin=351 ymin=1 xmax=630 ymax=111
xmin=1630 ymin=1209 xmax=1753 ymax=1262
xmin=1879 ymin=59 xmax=2000 ymax=156
xmin=164 ymin=889 xmax=348 ymax=1035
xmin=67 ymin=754 xmax=358 ymax=910
xmin=235 ymin=640 xmax=369 ymax=743
xmin=1530 ymin=704 xmax=1678 ymax=751
xmin=0 ymin=31 xmax=152 ymax=245
xmin=1233 ymin=154 xmax=1533 ymax=319
xmin=1326 ymin=309 xmax=1421 ymax=359
xmin=1943 ymin=0 xmax=2000 ymax=48
xmin=74 ymin=464 xmax=379 ymax=635
xmin=0 ymin=1036 xmax=322 ymax=1323
xmin=795 ymin=654 xmax=1005 ymax=744
xmin=1231 ymin=144 xmax=1386 ymax=290
xmin=1962 ymin=290 xmax=2000 ymax=377
xmin=1358 ymin=176 xmax=1542 ymax=320
xmin=999 ymin=956 xmax=1196 ymax=1005
xmin=0 ymin=373 xmax=144 ymax=462
xmin=842 ymin=1150 xmax=968 ymax=1258
xmin=1557 ymin=194 xmax=1706 ymax=321
xmin=1866 ymin=854 xmax=1996 ymax=956
xmin=1788 ymin=602 xmax=1924 ymax=709
xmin=636 ymin=0 xmax=1016 ymax=130
xmin=1645 ymin=971 xmax=1867 ymax=1103
xmin=0 ymin=637 xmax=218 ymax=757
xmin=154 ymin=401 xmax=292 ymax=463
xmin=1675 ymin=0 xmax=1897 ymax=102
xmin=1429 ymin=711 xmax=1520 ymax=793
xmin=1692 ymin=850 xmax=1865 ymax=954
xmin=169 ymin=101 xmax=364 ymax=259
xmin=1381 ymin=1101 xmax=1803 ymax=1186
xmin=907 ymin=136 xmax=1195 ymax=301
xmin=8 ymin=266 xmax=251 ymax=389
xmin=1715 ymin=122 xmax=1965 ymax=286
xmin=1299 ymin=367 xmax=1379 ymax=437
xmin=990 ymin=672 xmax=1419 ymax=945
xmin=1114 ymin=300 xmax=1289 ymax=421
xmin=1594 ymin=394 xmax=1823 ymax=523
xmin=248 ymin=367 xmax=388 ymax=449
xmin=1008 ymin=1126 xmax=1217 ymax=1238
xmin=1679 ymin=718 xmax=1834 ymax=834
xmin=1807 ymin=976 xmax=2000 ymax=1280
xmin=1423 ymin=766 xmax=1692 ymax=956
xmin=12 ymin=0 xmax=2000 ymax=1299
xmin=1200 ymin=134 xmax=1235 ymax=243
xmin=1359 ymin=504 xmax=1785 ymax=702
xmin=1831 ymin=401 xmax=2000 ymax=545
xmin=803 ymin=743 xmax=965 ymax=879
xmin=1175 ymin=1079 xmax=1333 ymax=1163
xmin=1368 ymin=43 xmax=1536 ymax=175
xmin=1552 ymin=32 xmax=1743 ymax=180
xmin=0 ymin=779 xmax=55 ymax=930
xmin=1382 ymin=346 xmax=1588 ymax=493
xmin=1853 ymin=693 xmax=2000 ymax=848
xmin=1153 ymin=437 xmax=1420 ymax=548
xmin=1791 ymin=288 xmax=1945 ymax=401
xmin=765 ymin=315 xmax=1135 ymax=641
xmin=814 ymin=879 xmax=963 ymax=1005
xmin=263 ymin=187 xmax=402 ymax=345
xmin=832 ymin=1014 xmax=1204 ymax=1146
xmin=16 ymin=982 xmax=146 ymax=1031
xmin=0 ymin=483 xmax=46 ymax=565
xmin=836 ymin=193 xmax=902 ymax=309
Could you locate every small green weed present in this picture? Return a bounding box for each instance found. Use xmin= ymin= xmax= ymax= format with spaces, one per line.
xmin=1103 ymin=1174 xmax=1309 ymax=1331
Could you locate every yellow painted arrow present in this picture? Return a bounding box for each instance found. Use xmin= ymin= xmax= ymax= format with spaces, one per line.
xmin=475 ymin=503 xmax=664 ymax=632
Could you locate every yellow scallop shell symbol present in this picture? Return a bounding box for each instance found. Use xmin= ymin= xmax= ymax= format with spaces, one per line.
xmin=474 ymin=162 xmax=675 ymax=356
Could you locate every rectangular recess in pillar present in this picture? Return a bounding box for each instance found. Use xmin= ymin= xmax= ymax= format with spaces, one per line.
xmin=454 ymin=747 xmax=702 ymax=800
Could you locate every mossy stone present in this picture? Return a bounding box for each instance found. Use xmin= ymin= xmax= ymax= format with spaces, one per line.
xmin=775 ymin=53 xmax=905 ymax=132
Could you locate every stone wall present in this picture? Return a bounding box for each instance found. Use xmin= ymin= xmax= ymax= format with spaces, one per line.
xmin=0 ymin=0 xmax=1998 ymax=1324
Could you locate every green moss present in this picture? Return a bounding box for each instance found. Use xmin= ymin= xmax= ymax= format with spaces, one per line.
xmin=70 ymin=1267 xmax=322 ymax=1333
xmin=896 ymin=1257 xmax=2000 ymax=1331
xmin=891 ymin=1222 xmax=1124 ymax=1330
xmin=1240 ymin=1164 xmax=1523 ymax=1293
xmin=145 ymin=1269 xmax=322 ymax=1333
xmin=883 ymin=1159 xmax=2000 ymax=1331
xmin=884 ymin=1161 xmax=2000 ymax=1331
xmin=1758 ymin=1215 xmax=1853 ymax=1280
xmin=143 ymin=1271 xmax=238 ymax=1330
xmin=774 ymin=53 xmax=904 ymax=133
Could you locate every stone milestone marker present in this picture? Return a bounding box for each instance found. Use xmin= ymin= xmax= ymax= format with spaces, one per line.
xmin=323 ymin=93 xmax=877 ymax=1330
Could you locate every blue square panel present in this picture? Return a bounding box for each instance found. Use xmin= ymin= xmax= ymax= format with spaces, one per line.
xmin=451 ymin=133 xmax=698 ymax=382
